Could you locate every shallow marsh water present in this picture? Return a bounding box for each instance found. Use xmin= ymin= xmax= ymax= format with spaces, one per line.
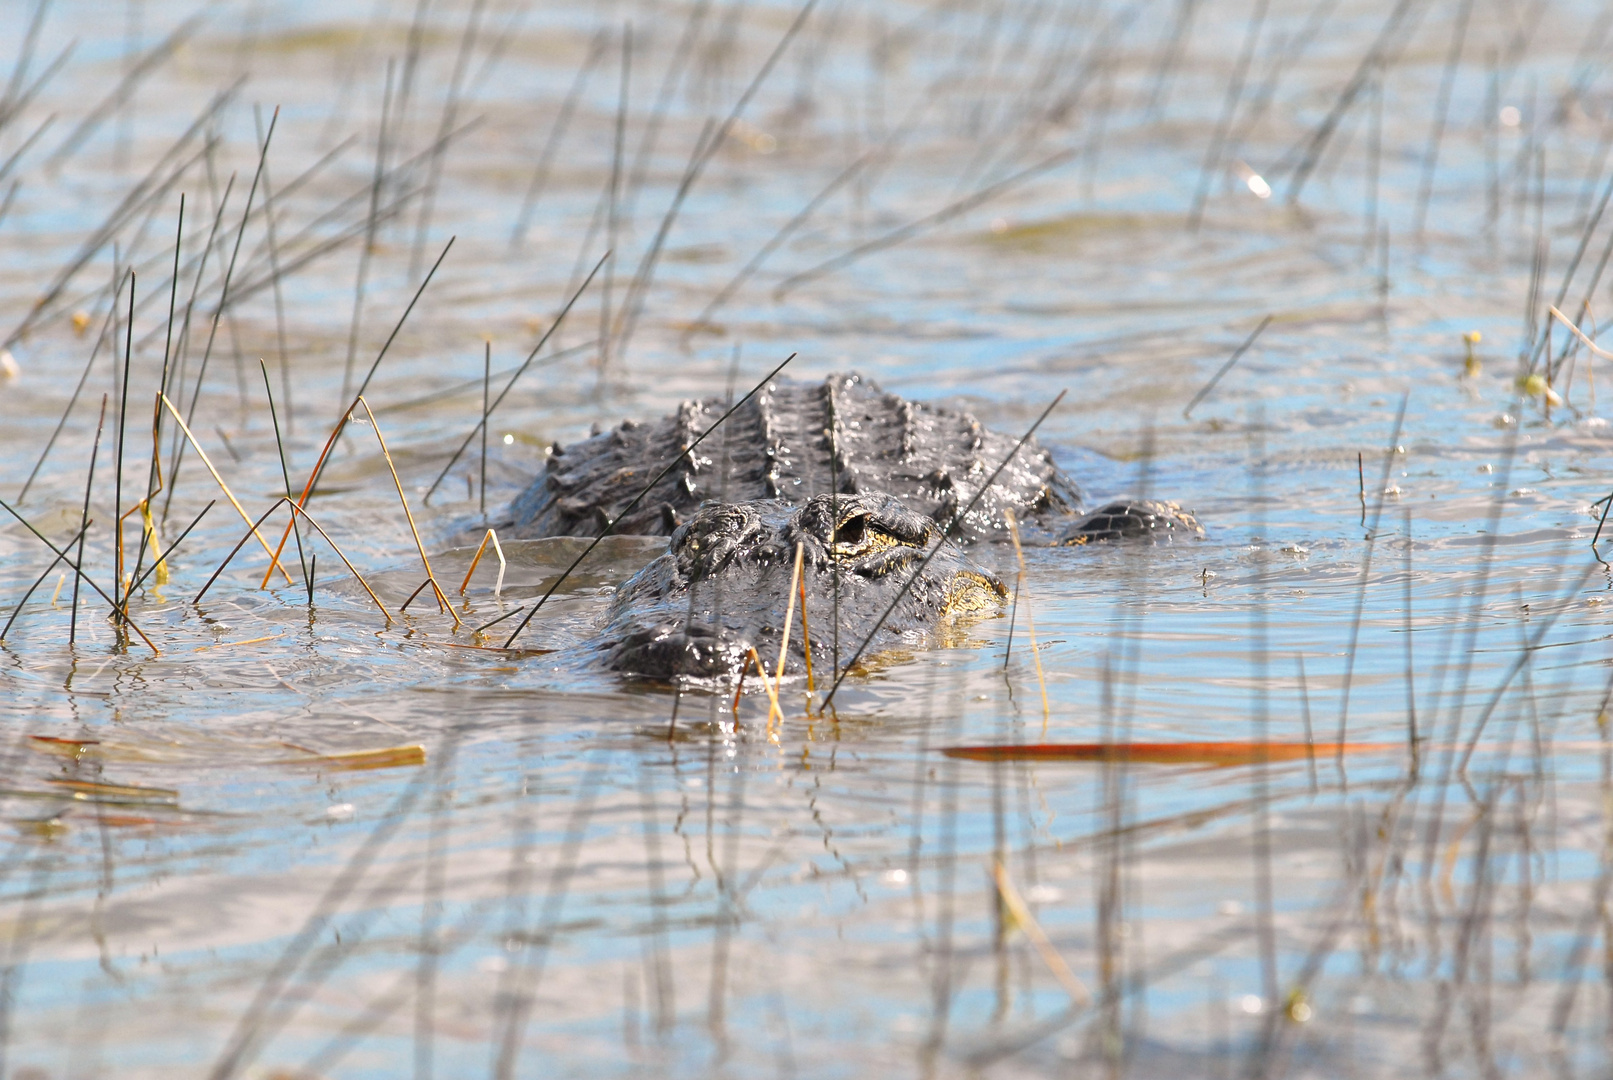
xmin=2 ymin=0 xmax=1613 ymax=1076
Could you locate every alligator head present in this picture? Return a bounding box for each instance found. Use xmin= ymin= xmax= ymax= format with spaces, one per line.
xmin=595 ymin=492 xmax=1008 ymax=682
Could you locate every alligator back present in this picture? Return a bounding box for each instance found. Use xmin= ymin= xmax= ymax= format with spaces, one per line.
xmin=504 ymin=373 xmax=1084 ymax=542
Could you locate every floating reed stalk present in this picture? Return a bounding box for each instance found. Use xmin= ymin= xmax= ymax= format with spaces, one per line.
xmin=943 ymin=741 xmax=1399 ymax=765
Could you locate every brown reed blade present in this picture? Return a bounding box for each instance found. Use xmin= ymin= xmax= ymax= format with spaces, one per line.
xmin=261 ymin=404 xmax=352 ymax=590
xmin=159 ymin=393 xmax=292 ymax=584
xmin=731 ymin=648 xmax=753 ymax=718
xmin=501 ymin=352 xmax=797 ymax=647
xmin=819 ymin=390 xmax=1066 ymax=710
xmin=1549 ymin=305 xmax=1613 ymax=359
xmin=436 ymin=641 xmax=553 ymax=657
xmin=195 ymin=634 xmax=285 ymax=652
xmin=285 ymin=502 xmax=392 ymax=623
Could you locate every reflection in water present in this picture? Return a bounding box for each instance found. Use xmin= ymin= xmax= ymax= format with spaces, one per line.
xmin=0 ymin=0 xmax=1612 ymax=1075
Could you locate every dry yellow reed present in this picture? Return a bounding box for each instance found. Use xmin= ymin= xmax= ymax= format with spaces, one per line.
xmin=459 ymin=528 xmax=506 ymax=596
xmin=159 ymin=393 xmax=293 ymax=584
xmin=356 ymin=397 xmax=459 ymax=627
xmin=1004 ymin=508 xmax=1050 ymax=733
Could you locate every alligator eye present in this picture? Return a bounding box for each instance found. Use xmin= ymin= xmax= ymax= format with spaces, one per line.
xmin=832 ymin=514 xmax=867 ymax=547
xmin=830 ymin=512 xmax=913 ymax=560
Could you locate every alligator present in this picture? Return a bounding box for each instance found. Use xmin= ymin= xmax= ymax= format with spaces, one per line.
xmin=504 ymin=373 xmax=1201 ymax=682
xmin=505 ymin=372 xmax=1201 ymax=545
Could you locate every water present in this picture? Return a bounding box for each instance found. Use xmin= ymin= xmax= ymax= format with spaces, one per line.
xmin=1 ymin=0 xmax=1612 ymax=1075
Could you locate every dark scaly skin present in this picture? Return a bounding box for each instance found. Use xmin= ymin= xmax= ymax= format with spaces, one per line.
xmin=506 ymin=374 xmax=1201 ymax=680
xmin=504 ymin=372 xmax=1203 ymax=545
xmin=594 ymin=493 xmax=1007 ymax=682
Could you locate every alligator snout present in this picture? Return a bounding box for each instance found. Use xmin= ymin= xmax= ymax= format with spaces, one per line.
xmin=596 ymin=493 xmax=1006 ymax=683
xmin=604 ymin=620 xmax=748 ymax=680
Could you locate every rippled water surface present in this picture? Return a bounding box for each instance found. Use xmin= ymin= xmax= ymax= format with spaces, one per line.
xmin=3 ymin=0 xmax=1613 ymax=1075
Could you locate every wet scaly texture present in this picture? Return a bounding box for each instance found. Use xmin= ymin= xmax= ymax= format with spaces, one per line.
xmin=596 ymin=492 xmax=1007 ymax=681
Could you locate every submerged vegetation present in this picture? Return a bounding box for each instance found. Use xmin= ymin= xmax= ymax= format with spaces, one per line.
xmin=1 ymin=0 xmax=1613 ymax=1075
